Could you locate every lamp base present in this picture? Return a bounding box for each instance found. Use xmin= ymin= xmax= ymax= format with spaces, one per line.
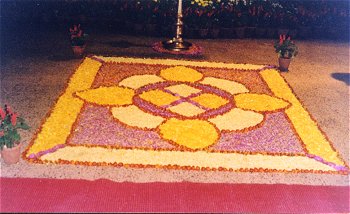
xmin=162 ymin=39 xmax=192 ymax=51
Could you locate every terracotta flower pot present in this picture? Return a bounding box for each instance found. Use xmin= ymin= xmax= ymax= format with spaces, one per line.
xmin=72 ymin=45 xmax=86 ymax=58
xmin=278 ymin=57 xmax=292 ymax=72
xmin=1 ymin=143 xmax=21 ymax=165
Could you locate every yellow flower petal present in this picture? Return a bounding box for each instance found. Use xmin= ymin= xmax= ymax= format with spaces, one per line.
xmin=111 ymin=105 xmax=165 ymax=129
xmin=200 ymin=77 xmax=249 ymax=94
xmin=209 ymin=108 xmax=264 ymax=131
xmin=159 ymin=118 xmax=219 ymax=149
xmin=75 ymin=86 xmax=134 ymax=106
xmin=191 ymin=93 xmax=229 ymax=109
xmin=139 ymin=89 xmax=179 ymax=106
xmin=234 ymin=93 xmax=290 ymax=112
xmin=160 ymin=66 xmax=203 ymax=82
xmin=118 ymin=74 xmax=165 ymax=89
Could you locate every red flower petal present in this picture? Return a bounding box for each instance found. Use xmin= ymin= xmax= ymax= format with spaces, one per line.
xmin=11 ymin=113 xmax=17 ymax=126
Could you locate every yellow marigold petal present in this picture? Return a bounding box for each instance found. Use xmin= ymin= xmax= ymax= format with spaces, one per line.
xmin=160 ymin=66 xmax=203 ymax=82
xmin=234 ymin=93 xmax=290 ymax=112
xmin=111 ymin=105 xmax=165 ymax=129
xmin=139 ymin=89 xmax=179 ymax=106
xmin=191 ymin=93 xmax=229 ymax=109
xmin=200 ymin=77 xmax=249 ymax=94
xmin=209 ymin=108 xmax=264 ymax=131
xmin=159 ymin=118 xmax=219 ymax=149
xmin=75 ymin=86 xmax=134 ymax=106
xmin=118 ymin=74 xmax=165 ymax=89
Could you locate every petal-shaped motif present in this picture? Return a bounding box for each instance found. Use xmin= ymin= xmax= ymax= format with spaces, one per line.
xmin=139 ymin=89 xmax=179 ymax=107
xmin=75 ymin=86 xmax=134 ymax=106
xmin=234 ymin=93 xmax=290 ymax=112
xmin=165 ymin=84 xmax=201 ymax=97
xmin=168 ymin=102 xmax=206 ymax=117
xmin=160 ymin=66 xmax=203 ymax=83
xmin=208 ymin=108 xmax=264 ymax=131
xmin=118 ymin=74 xmax=165 ymax=89
xmin=159 ymin=118 xmax=219 ymax=149
xmin=111 ymin=105 xmax=165 ymax=129
xmin=200 ymin=77 xmax=249 ymax=94
xmin=191 ymin=93 xmax=229 ymax=109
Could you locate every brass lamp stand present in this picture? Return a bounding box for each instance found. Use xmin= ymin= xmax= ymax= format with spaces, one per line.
xmin=162 ymin=0 xmax=192 ymax=51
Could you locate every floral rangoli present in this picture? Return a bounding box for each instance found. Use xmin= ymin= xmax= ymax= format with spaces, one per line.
xmin=24 ymin=56 xmax=349 ymax=174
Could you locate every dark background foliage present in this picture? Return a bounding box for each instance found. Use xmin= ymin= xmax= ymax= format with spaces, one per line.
xmin=0 ymin=0 xmax=349 ymax=40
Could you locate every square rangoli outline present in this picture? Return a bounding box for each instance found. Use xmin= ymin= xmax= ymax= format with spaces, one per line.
xmin=23 ymin=56 xmax=349 ymax=174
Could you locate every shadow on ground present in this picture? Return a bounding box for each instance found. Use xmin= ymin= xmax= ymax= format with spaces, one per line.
xmin=47 ymin=54 xmax=78 ymax=61
xmin=106 ymin=40 xmax=152 ymax=48
xmin=331 ymin=73 xmax=350 ymax=85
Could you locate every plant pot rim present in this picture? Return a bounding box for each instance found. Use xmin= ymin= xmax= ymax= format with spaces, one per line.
xmin=2 ymin=142 xmax=21 ymax=150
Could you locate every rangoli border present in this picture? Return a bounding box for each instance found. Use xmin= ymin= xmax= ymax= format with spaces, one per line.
xmin=23 ymin=56 xmax=349 ymax=175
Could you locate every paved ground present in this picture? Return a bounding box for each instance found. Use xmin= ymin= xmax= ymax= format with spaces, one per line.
xmin=0 ymin=28 xmax=349 ymax=185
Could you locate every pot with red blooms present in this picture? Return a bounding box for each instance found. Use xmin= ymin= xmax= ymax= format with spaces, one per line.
xmin=69 ymin=24 xmax=88 ymax=58
xmin=274 ymin=35 xmax=298 ymax=72
xmin=0 ymin=105 xmax=29 ymax=164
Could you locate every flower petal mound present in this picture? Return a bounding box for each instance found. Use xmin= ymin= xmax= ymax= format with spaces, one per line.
xmin=159 ymin=118 xmax=219 ymax=149
xmin=160 ymin=66 xmax=203 ymax=82
xmin=111 ymin=105 xmax=165 ymax=129
xmin=209 ymin=108 xmax=264 ymax=131
xmin=75 ymin=86 xmax=134 ymax=106
xmin=234 ymin=93 xmax=290 ymax=112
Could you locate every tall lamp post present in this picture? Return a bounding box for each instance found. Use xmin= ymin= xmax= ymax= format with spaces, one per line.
xmin=162 ymin=0 xmax=192 ymax=51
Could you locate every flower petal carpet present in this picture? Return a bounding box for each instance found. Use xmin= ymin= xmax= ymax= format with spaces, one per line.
xmin=23 ymin=56 xmax=349 ymax=175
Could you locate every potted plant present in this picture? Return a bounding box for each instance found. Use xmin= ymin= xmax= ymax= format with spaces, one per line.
xmin=274 ymin=35 xmax=298 ymax=71
xmin=69 ymin=24 xmax=88 ymax=57
xmin=0 ymin=105 xmax=29 ymax=164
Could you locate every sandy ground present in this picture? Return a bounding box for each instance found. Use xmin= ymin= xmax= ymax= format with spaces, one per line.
xmin=0 ymin=32 xmax=349 ymax=185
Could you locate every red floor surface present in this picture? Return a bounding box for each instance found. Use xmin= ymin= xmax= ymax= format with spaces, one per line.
xmin=0 ymin=177 xmax=349 ymax=213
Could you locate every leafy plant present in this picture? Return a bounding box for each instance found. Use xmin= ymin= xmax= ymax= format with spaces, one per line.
xmin=0 ymin=105 xmax=30 ymax=150
xmin=274 ymin=34 xmax=298 ymax=58
xmin=69 ymin=24 xmax=88 ymax=46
